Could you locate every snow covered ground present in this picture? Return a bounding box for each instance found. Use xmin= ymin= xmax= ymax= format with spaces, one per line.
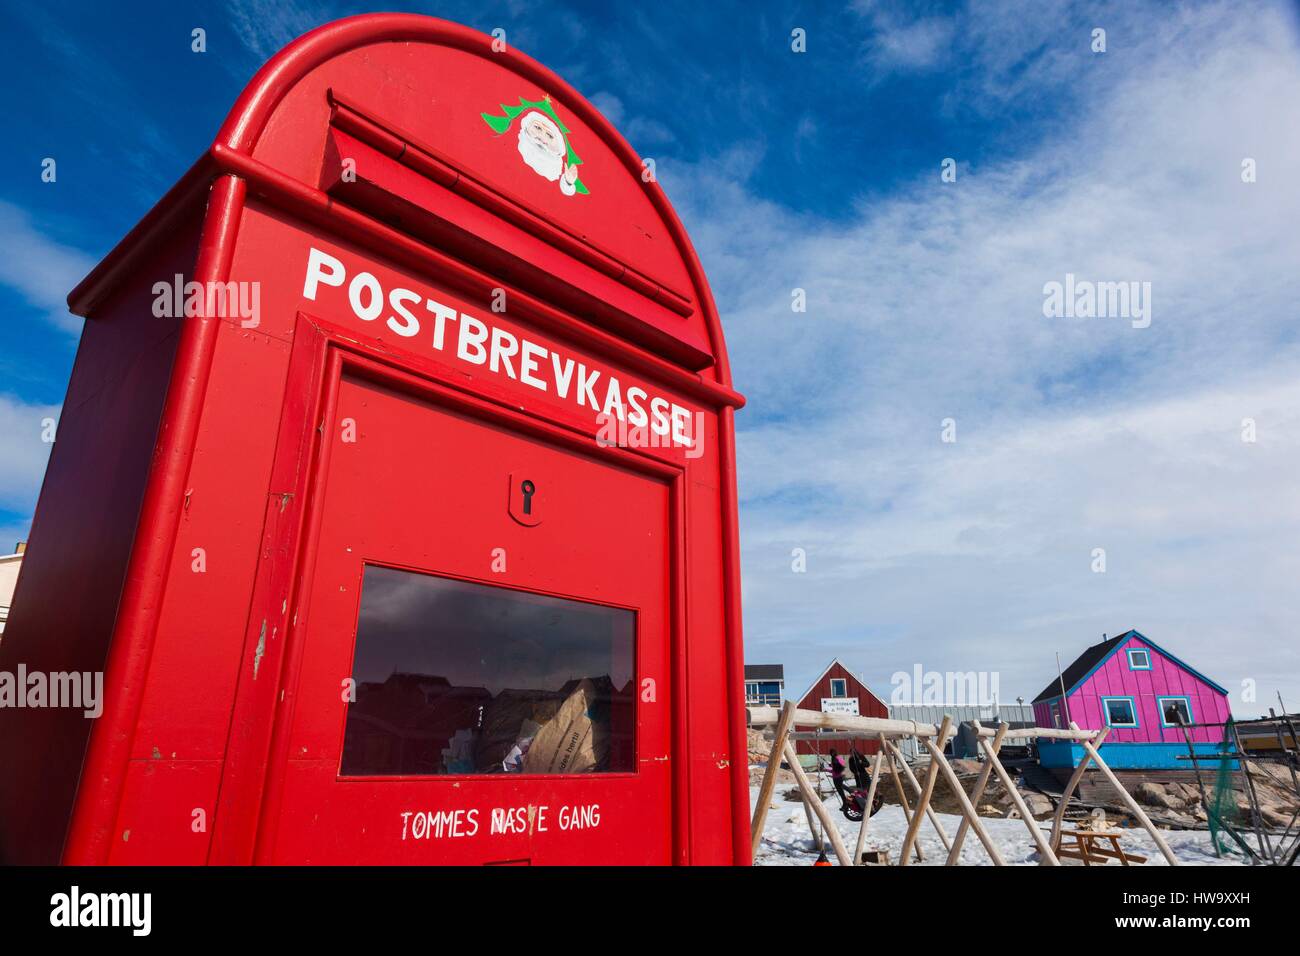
xmin=751 ymin=784 xmax=1244 ymax=866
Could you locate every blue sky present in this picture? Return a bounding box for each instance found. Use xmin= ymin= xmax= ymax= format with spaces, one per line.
xmin=2 ymin=1 xmax=1299 ymax=712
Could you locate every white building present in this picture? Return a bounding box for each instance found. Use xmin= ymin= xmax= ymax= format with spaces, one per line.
xmin=0 ymin=545 xmax=24 ymax=635
xmin=888 ymin=702 xmax=1035 ymax=758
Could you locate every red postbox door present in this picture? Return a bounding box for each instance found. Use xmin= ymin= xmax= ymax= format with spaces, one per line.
xmin=258 ymin=371 xmax=673 ymax=864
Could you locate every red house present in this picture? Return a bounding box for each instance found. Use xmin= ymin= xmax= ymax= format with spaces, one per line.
xmin=793 ymin=658 xmax=888 ymax=757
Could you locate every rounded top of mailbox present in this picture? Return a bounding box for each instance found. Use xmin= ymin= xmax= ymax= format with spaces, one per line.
xmin=214 ymin=13 xmax=732 ymax=384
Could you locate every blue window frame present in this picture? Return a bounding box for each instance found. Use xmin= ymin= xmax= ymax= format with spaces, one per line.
xmin=829 ymin=678 xmax=848 ymax=698
xmin=1102 ymin=696 xmax=1139 ymax=728
xmin=1157 ymin=696 xmax=1193 ymax=728
xmin=1126 ymin=648 xmax=1152 ymax=670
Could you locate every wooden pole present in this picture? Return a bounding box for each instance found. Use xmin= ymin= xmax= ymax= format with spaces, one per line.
xmin=1048 ymin=726 xmax=1109 ymax=851
xmin=783 ymin=741 xmax=853 ymax=866
xmin=802 ymin=795 xmax=824 ymax=853
xmin=977 ymin=735 xmax=1060 ymax=865
xmin=883 ymin=739 xmax=953 ymax=852
xmin=923 ymin=736 xmax=1006 ymax=865
xmin=1071 ymin=721 xmax=1180 ymax=866
xmin=853 ymin=747 xmax=887 ymax=865
xmin=750 ymin=700 xmax=798 ymax=859
xmin=747 ymin=706 xmax=939 ymax=738
xmin=946 ymin=721 xmax=1007 ymax=864
xmin=976 ymin=726 xmax=1099 ymax=740
xmin=1232 ymin=721 xmax=1274 ymax=861
xmin=1178 ymin=720 xmax=1220 ymax=859
xmin=883 ymin=734 xmax=924 ymax=862
xmin=900 ymin=717 xmax=951 ymax=866
xmin=1056 ymin=652 xmax=1072 ymax=727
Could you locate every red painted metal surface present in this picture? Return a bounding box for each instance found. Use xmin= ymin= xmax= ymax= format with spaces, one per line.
xmin=1 ymin=14 xmax=747 ymax=865
xmin=254 ymin=366 xmax=674 ymax=863
xmin=0 ymin=222 xmax=197 ymax=865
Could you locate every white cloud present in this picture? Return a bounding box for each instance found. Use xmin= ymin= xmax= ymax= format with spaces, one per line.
xmin=665 ymin=2 xmax=1300 ymax=707
xmin=863 ymin=13 xmax=956 ymax=72
xmin=0 ymin=394 xmax=59 ymax=509
xmin=623 ymin=116 xmax=676 ymax=149
xmin=588 ymin=91 xmax=626 ymax=127
xmin=589 ymin=90 xmax=676 ymax=151
xmin=0 ymin=201 xmax=93 ymax=334
xmin=225 ymin=0 xmax=335 ymax=63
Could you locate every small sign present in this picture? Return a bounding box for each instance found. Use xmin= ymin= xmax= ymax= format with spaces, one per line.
xmin=821 ymin=698 xmax=859 ymax=715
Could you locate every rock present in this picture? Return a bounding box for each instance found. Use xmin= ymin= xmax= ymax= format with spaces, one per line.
xmin=782 ymin=788 xmax=803 ymax=802
xmin=1022 ymin=793 xmax=1054 ymax=817
xmin=750 ymin=761 xmax=796 ymax=787
xmin=949 ymin=758 xmax=983 ymax=775
xmin=1135 ymin=782 xmax=1184 ymax=810
xmin=1254 ymin=789 xmax=1290 ymax=811
xmin=1168 ymin=781 xmax=1202 ymax=804
xmin=1260 ymin=805 xmax=1293 ymax=829
xmin=1134 ymin=781 xmax=1165 ymax=803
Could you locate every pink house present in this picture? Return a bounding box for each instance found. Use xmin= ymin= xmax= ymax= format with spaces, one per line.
xmin=1032 ymin=630 xmax=1233 ymax=769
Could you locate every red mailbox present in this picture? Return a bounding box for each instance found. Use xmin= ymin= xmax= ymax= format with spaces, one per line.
xmin=0 ymin=14 xmax=747 ymax=865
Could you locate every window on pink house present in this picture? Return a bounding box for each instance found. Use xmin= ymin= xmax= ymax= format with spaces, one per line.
xmin=1127 ymin=648 xmax=1152 ymax=670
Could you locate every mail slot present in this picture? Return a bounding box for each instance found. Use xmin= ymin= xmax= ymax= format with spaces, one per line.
xmin=0 ymin=14 xmax=747 ymax=865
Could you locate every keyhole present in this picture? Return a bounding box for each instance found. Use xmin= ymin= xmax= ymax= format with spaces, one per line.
xmin=520 ymin=479 xmax=536 ymax=515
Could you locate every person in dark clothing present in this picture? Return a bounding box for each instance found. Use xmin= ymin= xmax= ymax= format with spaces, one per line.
xmin=826 ymin=748 xmax=848 ymax=807
xmin=848 ymin=748 xmax=870 ymax=790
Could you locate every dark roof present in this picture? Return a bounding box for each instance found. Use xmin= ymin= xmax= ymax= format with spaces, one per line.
xmin=1032 ymin=632 xmax=1129 ymax=704
xmin=744 ymin=664 xmax=784 ymax=681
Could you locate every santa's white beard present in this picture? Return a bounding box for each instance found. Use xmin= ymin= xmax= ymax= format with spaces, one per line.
xmin=518 ymin=129 xmax=564 ymax=182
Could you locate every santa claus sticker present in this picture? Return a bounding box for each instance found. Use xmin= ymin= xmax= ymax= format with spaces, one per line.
xmin=481 ymin=95 xmax=589 ymax=197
